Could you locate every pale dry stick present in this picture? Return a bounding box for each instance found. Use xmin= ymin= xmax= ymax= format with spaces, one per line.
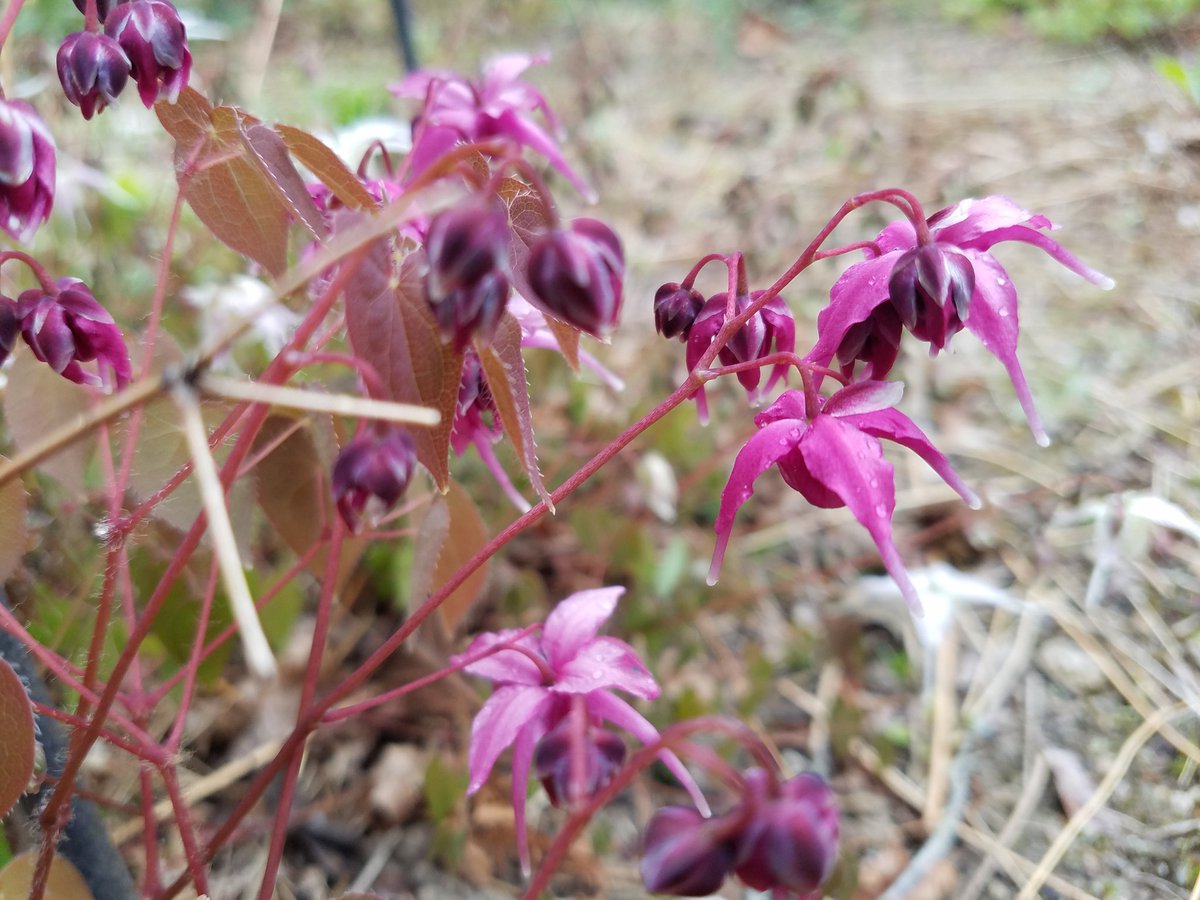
xmin=198 ymin=373 xmax=441 ymax=427
xmin=964 ymin=605 xmax=1043 ymax=727
xmin=1190 ymin=865 xmax=1200 ymax=900
xmin=923 ymin=624 xmax=958 ymax=828
xmin=849 ymin=738 xmax=1100 ymax=900
xmin=175 ymin=386 xmax=277 ymax=679
xmin=961 ymin=605 xmax=1013 ymax=713
xmin=109 ymin=739 xmax=285 ymax=845
xmin=1015 ymin=702 xmax=1190 ymax=900
xmin=1126 ymin=578 xmax=1200 ymax=709
xmin=959 ymin=754 xmax=1051 ymax=900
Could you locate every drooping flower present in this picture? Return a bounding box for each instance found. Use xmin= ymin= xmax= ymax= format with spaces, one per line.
xmin=685 ymin=290 xmax=796 ymax=423
xmin=424 ymin=201 xmax=511 ymax=350
xmin=57 ymin=32 xmax=131 ymax=120
xmin=454 ymin=586 xmax=708 ymax=874
xmin=654 ymin=282 xmax=705 ymax=341
xmin=104 ymin=0 xmax=191 ymax=107
xmin=0 ymin=100 xmax=56 ymax=244
xmin=0 ymin=299 xmax=19 ymax=367
xmin=640 ymin=806 xmax=737 ymax=897
xmin=526 ymin=218 xmax=624 ymax=338
xmin=15 ymin=278 xmax=131 ymax=391
xmin=73 ymin=0 xmax=117 ymax=19
xmin=331 ymin=428 xmax=417 ymax=531
xmin=709 ymin=381 xmax=979 ymax=613
xmin=392 ymin=53 xmax=594 ymax=200
xmin=807 ymin=196 xmax=1114 ymax=444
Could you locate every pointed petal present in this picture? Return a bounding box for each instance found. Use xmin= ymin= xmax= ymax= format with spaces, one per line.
xmin=961 ymin=250 xmax=1049 ymax=446
xmin=800 ymin=417 xmax=923 ymax=613
xmin=511 ymin=712 xmax=543 ymax=878
xmin=466 ymin=685 xmax=553 ymax=794
xmin=806 ymin=253 xmax=898 ymax=369
xmin=841 ymin=407 xmax=980 ymax=507
xmin=586 ymin=692 xmax=711 ymax=816
xmin=754 ymin=389 xmax=808 ymax=427
xmin=488 ymin=108 xmax=595 ymax=201
xmin=709 ymin=419 xmax=806 ymax=584
xmin=928 ymin=196 xmax=1052 ymax=247
xmin=971 ymin=225 xmax=1114 ymax=289
xmin=822 ymin=380 xmax=904 ymax=417
xmin=553 ymin=637 xmax=659 ymax=699
xmin=542 ymin=586 xmax=624 ymax=669
xmin=456 ymin=630 xmax=545 ymax=685
xmin=873 ymin=220 xmax=918 ymax=254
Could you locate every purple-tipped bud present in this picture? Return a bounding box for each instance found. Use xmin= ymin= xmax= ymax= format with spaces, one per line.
xmin=0 ymin=100 xmax=56 ymax=244
xmin=73 ymin=0 xmax=117 ymax=20
xmin=641 ymin=807 xmax=736 ymax=897
xmin=687 ymin=290 xmax=796 ymax=395
xmin=888 ymin=243 xmax=975 ymax=352
xmin=526 ymin=218 xmax=624 ymax=339
xmin=15 ymin=278 xmax=131 ymax=391
xmin=425 ymin=202 xmax=512 ymax=351
xmin=104 ymin=0 xmax=191 ymax=108
xmin=332 ymin=428 xmax=417 ymax=531
xmin=653 ymin=282 xmax=704 ymax=341
xmin=57 ymin=32 xmax=131 ymax=120
xmin=534 ymin=718 xmax=627 ymax=808
xmin=733 ymin=772 xmax=839 ymax=894
xmin=834 ymin=300 xmax=903 ymax=379
xmin=0 ymin=299 xmax=19 ymax=368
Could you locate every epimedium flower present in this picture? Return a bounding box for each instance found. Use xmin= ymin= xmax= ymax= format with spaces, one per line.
xmin=0 ymin=100 xmax=56 ymax=244
xmin=57 ymin=32 xmax=131 ymax=120
xmin=15 ymin=277 xmax=131 ymax=391
xmin=331 ymin=427 xmax=417 ymax=531
xmin=654 ymin=281 xmax=705 ymax=342
xmin=454 ymin=586 xmax=708 ymax=874
xmin=708 ymin=380 xmax=979 ymax=614
xmin=424 ymin=200 xmax=511 ymax=350
xmin=104 ymin=0 xmax=191 ymax=108
xmin=526 ymin=217 xmax=624 ymax=339
xmin=685 ymin=290 xmax=796 ymax=424
xmin=392 ymin=52 xmax=595 ymax=200
xmin=807 ymin=195 xmax=1114 ymax=445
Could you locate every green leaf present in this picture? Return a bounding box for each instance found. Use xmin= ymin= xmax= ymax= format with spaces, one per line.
xmin=424 ymin=755 xmax=468 ymax=822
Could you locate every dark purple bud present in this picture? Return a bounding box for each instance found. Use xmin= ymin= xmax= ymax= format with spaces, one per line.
xmin=73 ymin=0 xmax=117 ymax=19
xmin=425 ymin=202 xmax=511 ymax=351
xmin=0 ymin=100 xmax=56 ymax=244
xmin=686 ymin=291 xmax=796 ymax=395
xmin=534 ymin=717 xmax=627 ymax=808
xmin=733 ymin=772 xmax=839 ymax=893
xmin=332 ymin=428 xmax=417 ymax=531
xmin=0 ymin=299 xmax=19 ymax=368
xmin=653 ymin=282 xmax=704 ymax=341
xmin=104 ymin=0 xmax=191 ymax=108
xmin=15 ymin=278 xmax=131 ymax=391
xmin=888 ymin=243 xmax=975 ymax=352
xmin=57 ymin=32 xmax=131 ymax=120
xmin=526 ymin=218 xmax=624 ymax=338
xmin=641 ymin=806 xmax=736 ymax=897
xmin=834 ymin=300 xmax=903 ymax=380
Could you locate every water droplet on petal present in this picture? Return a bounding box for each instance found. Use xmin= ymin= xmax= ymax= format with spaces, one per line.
xmin=996 ymin=277 xmax=1007 ymax=286
xmin=874 ymin=503 xmax=888 ymax=517
xmin=592 ymin=670 xmax=604 ymax=680
xmin=868 ymin=277 xmax=876 ymax=285
xmin=998 ymin=308 xmax=1010 ymax=317
xmin=868 ymin=478 xmax=879 ymax=488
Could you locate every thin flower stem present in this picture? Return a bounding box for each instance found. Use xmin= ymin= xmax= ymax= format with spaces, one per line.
xmin=166 ymin=559 xmax=220 ymax=753
xmin=284 ymin=350 xmax=389 ymax=400
xmin=680 ymin=253 xmax=733 ymax=290
xmin=139 ymin=769 xmax=161 ymax=896
xmin=159 ymin=763 xmax=211 ymax=896
xmin=813 ymin=239 xmax=883 ymax=261
xmin=697 ymin=351 xmax=847 ymax=388
xmin=29 ymin=703 xmax=157 ymax=760
xmin=0 ymin=249 xmax=55 ymax=291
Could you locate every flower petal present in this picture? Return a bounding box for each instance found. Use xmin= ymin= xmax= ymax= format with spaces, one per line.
xmin=805 ymin=252 xmax=898 ymax=372
xmin=709 ymin=418 xmax=807 ymax=585
xmin=960 ymin=250 xmax=1048 ymax=446
xmin=456 ymin=629 xmax=545 ymax=686
xmin=510 ymin=707 xmax=546 ymax=878
xmin=841 ymin=406 xmax=980 ymax=508
xmin=553 ymin=637 xmax=659 ymax=699
xmin=466 ymin=685 xmax=553 ymax=795
xmin=822 ymin=380 xmax=904 ymax=418
xmin=586 ymin=691 xmax=711 ymax=816
xmin=972 ymin=224 xmax=1115 ymax=289
xmin=799 ymin=416 xmax=923 ymax=613
xmin=928 ymin=196 xmax=1052 ymax=247
xmin=542 ymin=586 xmax=624 ymax=669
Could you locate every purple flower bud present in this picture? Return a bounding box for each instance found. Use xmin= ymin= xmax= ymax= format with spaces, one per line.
xmin=15 ymin=278 xmax=131 ymax=391
xmin=0 ymin=100 xmax=56 ymax=244
xmin=534 ymin=717 xmax=627 ymax=808
xmin=73 ymin=0 xmax=117 ymax=20
xmin=526 ymin=218 xmax=624 ymax=338
xmin=0 ymin=299 xmax=19 ymax=368
xmin=641 ymin=806 xmax=736 ymax=897
xmin=57 ymin=32 xmax=131 ymax=120
xmin=733 ymin=772 xmax=839 ymax=894
xmin=653 ymin=282 xmax=704 ymax=341
xmin=104 ymin=0 xmax=191 ymax=108
xmin=332 ymin=428 xmax=417 ymax=531
xmin=887 ymin=242 xmax=975 ymax=352
xmin=687 ymin=290 xmax=796 ymax=395
xmin=425 ymin=202 xmax=512 ymax=351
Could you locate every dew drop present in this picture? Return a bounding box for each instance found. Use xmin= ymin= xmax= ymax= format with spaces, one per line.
xmin=868 ymin=478 xmax=879 ymax=488
xmin=874 ymin=503 xmax=888 ymax=517
xmin=867 ymin=277 xmax=876 ymax=285
xmin=996 ymin=277 xmax=1007 ymax=286
xmin=592 ymin=670 xmax=604 ymax=680
xmin=998 ymin=308 xmax=1010 ymax=318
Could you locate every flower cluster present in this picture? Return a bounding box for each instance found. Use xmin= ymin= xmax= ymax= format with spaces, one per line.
xmin=641 ymin=769 xmax=838 ymax=897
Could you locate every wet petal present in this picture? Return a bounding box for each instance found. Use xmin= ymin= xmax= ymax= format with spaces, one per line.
xmin=974 ymin=224 xmax=1114 ymax=289
xmin=466 ymin=685 xmax=553 ymax=794
xmin=457 ymin=629 xmax=545 ymax=686
xmin=822 ymin=380 xmax=904 ymax=418
xmin=806 ymin=251 xmax=898 ymax=372
xmin=553 ymin=637 xmax=659 ymax=699
xmin=929 ymin=195 xmax=1052 ymax=247
xmin=542 ymin=586 xmax=624 ymax=669
xmin=510 ymin=710 xmax=546 ymax=877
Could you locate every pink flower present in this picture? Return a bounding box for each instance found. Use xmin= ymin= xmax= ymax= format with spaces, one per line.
xmin=331 ymin=428 xmax=416 ymax=531
xmin=454 ymin=586 xmax=707 ymax=874
xmin=104 ymin=0 xmax=191 ymax=108
xmin=392 ymin=53 xmax=595 ymax=200
xmin=526 ymin=218 xmax=624 ymax=338
xmin=57 ymin=32 xmax=131 ymax=120
xmin=0 ymin=100 xmax=56 ymax=244
xmin=709 ymin=381 xmax=979 ymax=613
xmin=15 ymin=278 xmax=130 ymax=391
xmin=807 ymin=196 xmax=1113 ymax=445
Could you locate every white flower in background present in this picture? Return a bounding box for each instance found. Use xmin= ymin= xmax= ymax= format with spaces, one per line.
xmin=183 ymin=275 xmax=298 ymax=369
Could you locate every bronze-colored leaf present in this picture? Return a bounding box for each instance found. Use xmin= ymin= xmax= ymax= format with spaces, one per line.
xmin=476 ymin=313 xmax=551 ymax=509
xmin=241 ymin=120 xmax=327 ymax=239
xmin=0 ymin=852 xmax=94 ymax=899
xmin=343 ymin=237 xmax=463 ymax=489
xmin=2 ymin=351 xmax=92 ymax=494
xmin=276 ymin=124 xmax=377 ymax=211
xmin=0 ymin=456 xmax=27 ymax=582
xmin=0 ymin=656 xmax=34 ymax=819
xmin=411 ymin=481 xmax=489 ymax=636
